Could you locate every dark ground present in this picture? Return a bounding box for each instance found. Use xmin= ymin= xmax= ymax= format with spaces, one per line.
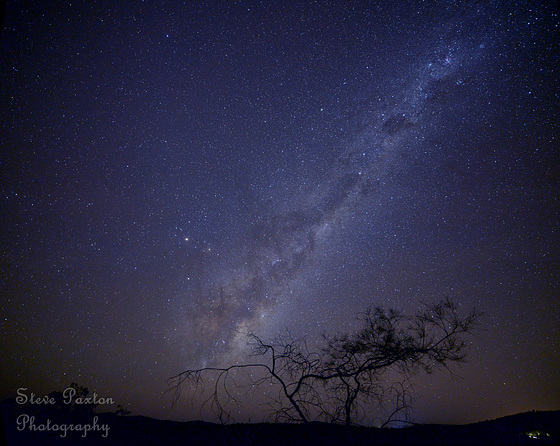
xmin=2 ymin=399 xmax=558 ymax=445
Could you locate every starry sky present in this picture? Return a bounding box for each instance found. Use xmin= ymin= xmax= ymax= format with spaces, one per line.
xmin=1 ymin=0 xmax=559 ymax=426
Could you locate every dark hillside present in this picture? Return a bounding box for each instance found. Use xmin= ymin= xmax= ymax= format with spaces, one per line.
xmin=2 ymin=399 xmax=558 ymax=446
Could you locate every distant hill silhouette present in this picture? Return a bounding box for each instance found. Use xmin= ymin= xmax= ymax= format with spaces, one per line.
xmin=2 ymin=398 xmax=558 ymax=445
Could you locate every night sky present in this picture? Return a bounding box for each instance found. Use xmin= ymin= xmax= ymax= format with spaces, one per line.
xmin=1 ymin=0 xmax=559 ymax=426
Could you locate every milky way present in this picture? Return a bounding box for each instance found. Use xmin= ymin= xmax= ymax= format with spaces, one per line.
xmin=180 ymin=21 xmax=489 ymax=364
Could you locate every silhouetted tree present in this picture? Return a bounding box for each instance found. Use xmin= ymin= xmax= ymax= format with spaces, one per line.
xmin=168 ymin=298 xmax=481 ymax=426
xmin=46 ymin=382 xmax=97 ymax=414
xmin=114 ymin=404 xmax=131 ymax=416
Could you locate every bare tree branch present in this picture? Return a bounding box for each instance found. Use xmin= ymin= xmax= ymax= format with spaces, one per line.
xmin=168 ymin=298 xmax=482 ymax=426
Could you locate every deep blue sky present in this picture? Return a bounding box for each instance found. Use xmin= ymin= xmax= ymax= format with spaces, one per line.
xmin=1 ymin=0 xmax=559 ymax=425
